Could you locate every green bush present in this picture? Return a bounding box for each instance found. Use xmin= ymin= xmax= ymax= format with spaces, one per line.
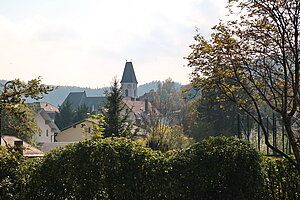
xmin=263 ymin=157 xmax=300 ymax=200
xmin=1 ymin=137 xmax=267 ymax=199
xmin=24 ymin=138 xmax=167 ymax=200
xmin=0 ymin=146 xmax=26 ymax=200
xmin=167 ymin=137 xmax=264 ymax=200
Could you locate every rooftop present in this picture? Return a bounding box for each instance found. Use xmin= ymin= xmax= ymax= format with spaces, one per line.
xmin=1 ymin=135 xmax=44 ymax=157
xmin=121 ymin=61 xmax=138 ymax=84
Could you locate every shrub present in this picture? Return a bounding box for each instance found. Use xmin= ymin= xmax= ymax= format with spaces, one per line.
xmin=145 ymin=124 xmax=194 ymax=152
xmin=263 ymin=157 xmax=300 ymax=200
xmin=1 ymin=137 xmax=266 ymax=199
xmin=0 ymin=146 xmax=26 ymax=200
xmin=167 ymin=137 xmax=265 ymax=200
xmin=24 ymin=138 xmax=167 ymax=200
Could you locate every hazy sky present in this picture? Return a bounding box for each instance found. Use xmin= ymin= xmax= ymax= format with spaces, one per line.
xmin=0 ymin=0 xmax=228 ymax=88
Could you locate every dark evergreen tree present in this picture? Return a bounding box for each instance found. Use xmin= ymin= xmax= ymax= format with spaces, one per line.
xmin=55 ymin=100 xmax=75 ymax=130
xmin=101 ymin=79 xmax=135 ymax=138
xmin=74 ymin=103 xmax=90 ymax=123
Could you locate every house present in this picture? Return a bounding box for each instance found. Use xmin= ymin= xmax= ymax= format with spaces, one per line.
xmin=28 ymin=102 xmax=61 ymax=143
xmin=33 ymin=102 xmax=59 ymax=120
xmin=35 ymin=108 xmax=60 ymax=143
xmin=55 ymin=119 xmax=93 ymax=142
xmin=61 ymin=91 xmax=106 ymax=113
xmin=55 ymin=61 xmax=156 ymax=142
xmin=23 ymin=102 xmax=60 ymax=143
xmin=60 ymin=61 xmax=153 ymax=120
xmin=1 ymin=135 xmax=44 ymax=157
xmin=123 ymin=99 xmax=156 ymax=124
xmin=60 ymin=62 xmax=139 ymax=113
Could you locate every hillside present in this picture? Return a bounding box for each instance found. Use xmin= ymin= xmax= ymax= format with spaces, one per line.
xmin=0 ymin=80 xmax=181 ymax=107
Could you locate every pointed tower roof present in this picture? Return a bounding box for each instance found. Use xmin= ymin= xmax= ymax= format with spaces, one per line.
xmin=121 ymin=61 xmax=138 ymax=84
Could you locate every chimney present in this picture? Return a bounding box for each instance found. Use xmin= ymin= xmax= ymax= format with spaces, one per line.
xmin=14 ymin=140 xmax=23 ymax=155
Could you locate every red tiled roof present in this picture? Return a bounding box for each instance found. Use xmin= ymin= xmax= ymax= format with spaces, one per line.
xmin=1 ymin=135 xmax=44 ymax=157
xmin=36 ymin=102 xmax=59 ymax=113
xmin=123 ymin=100 xmax=154 ymax=115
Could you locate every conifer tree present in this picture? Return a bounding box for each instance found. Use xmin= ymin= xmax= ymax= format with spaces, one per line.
xmin=74 ymin=103 xmax=90 ymax=123
xmin=101 ymin=79 xmax=134 ymax=138
xmin=55 ymin=100 xmax=75 ymax=130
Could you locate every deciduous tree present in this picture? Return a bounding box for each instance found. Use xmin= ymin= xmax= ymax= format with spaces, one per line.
xmin=0 ymin=78 xmax=53 ymax=145
xmin=187 ymin=0 xmax=300 ymax=170
xmin=143 ymin=78 xmax=183 ymax=125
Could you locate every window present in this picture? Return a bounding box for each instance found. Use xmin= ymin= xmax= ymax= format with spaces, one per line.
xmin=46 ymin=129 xmax=49 ymax=137
xmin=125 ymin=89 xmax=129 ymax=97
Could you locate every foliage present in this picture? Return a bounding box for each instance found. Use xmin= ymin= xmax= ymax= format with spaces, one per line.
xmin=2 ymin=104 xmax=40 ymax=145
xmin=143 ymin=78 xmax=183 ymax=124
xmin=167 ymin=137 xmax=264 ymax=200
xmin=23 ymin=138 xmax=166 ymax=200
xmin=138 ymin=80 xmax=181 ymax=98
xmin=55 ymin=101 xmax=91 ymax=130
xmin=17 ymin=137 xmax=262 ymax=200
xmin=4 ymin=137 xmax=297 ymax=199
xmin=82 ymin=113 xmax=106 ymax=138
xmin=144 ymin=118 xmax=194 ymax=152
xmin=0 ymin=78 xmax=54 ymax=144
xmin=0 ymin=146 xmax=26 ymax=200
xmin=101 ymin=79 xmax=135 ymax=138
xmin=141 ymin=78 xmax=193 ymax=150
xmin=74 ymin=103 xmax=91 ymax=122
xmin=262 ymin=157 xmax=300 ymax=200
xmin=187 ymin=0 xmax=300 ymax=170
xmin=54 ymin=100 xmax=75 ymax=130
xmin=184 ymin=87 xmax=252 ymax=141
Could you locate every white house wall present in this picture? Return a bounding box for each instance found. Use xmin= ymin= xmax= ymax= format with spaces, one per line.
xmin=35 ymin=113 xmax=55 ymax=143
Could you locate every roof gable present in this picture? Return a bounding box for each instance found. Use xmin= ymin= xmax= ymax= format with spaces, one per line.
xmin=33 ymin=102 xmax=59 ymax=113
xmin=37 ymin=109 xmax=60 ymax=133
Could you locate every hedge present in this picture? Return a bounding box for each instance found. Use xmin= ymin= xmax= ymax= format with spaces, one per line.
xmin=24 ymin=138 xmax=166 ymax=200
xmin=0 ymin=146 xmax=26 ymax=200
xmin=166 ymin=137 xmax=264 ymax=200
xmin=1 ymin=136 xmax=297 ymax=200
xmin=263 ymin=157 xmax=300 ymax=200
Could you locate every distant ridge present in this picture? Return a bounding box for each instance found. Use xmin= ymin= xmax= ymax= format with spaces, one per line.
xmin=0 ymin=80 xmax=181 ymax=107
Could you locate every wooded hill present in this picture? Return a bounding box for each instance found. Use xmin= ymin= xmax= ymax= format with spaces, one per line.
xmin=0 ymin=80 xmax=181 ymax=107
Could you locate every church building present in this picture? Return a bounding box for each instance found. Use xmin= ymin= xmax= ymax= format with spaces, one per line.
xmin=121 ymin=61 xmax=138 ymax=99
xmin=56 ymin=60 xmax=153 ymax=141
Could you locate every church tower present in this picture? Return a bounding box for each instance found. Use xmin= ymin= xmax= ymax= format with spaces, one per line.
xmin=121 ymin=61 xmax=138 ymax=99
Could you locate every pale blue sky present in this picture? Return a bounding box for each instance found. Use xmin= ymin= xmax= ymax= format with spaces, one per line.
xmin=0 ymin=0 xmax=228 ymax=88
